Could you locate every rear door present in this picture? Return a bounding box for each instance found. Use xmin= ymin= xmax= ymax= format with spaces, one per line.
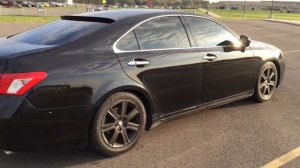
xmin=114 ymin=16 xmax=204 ymax=116
xmin=184 ymin=16 xmax=255 ymax=104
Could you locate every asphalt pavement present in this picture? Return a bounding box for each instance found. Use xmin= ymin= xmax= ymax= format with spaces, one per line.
xmin=0 ymin=20 xmax=300 ymax=168
xmin=0 ymin=23 xmax=41 ymax=37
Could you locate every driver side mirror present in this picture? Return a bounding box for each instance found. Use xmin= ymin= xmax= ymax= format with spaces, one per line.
xmin=240 ymin=35 xmax=251 ymax=47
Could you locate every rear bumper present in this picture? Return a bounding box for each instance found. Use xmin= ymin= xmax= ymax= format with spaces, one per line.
xmin=0 ymin=96 xmax=97 ymax=151
xmin=0 ymin=118 xmax=87 ymax=151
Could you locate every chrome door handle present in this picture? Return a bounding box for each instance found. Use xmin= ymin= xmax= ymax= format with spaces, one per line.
xmin=128 ymin=59 xmax=150 ymax=66
xmin=202 ymin=54 xmax=217 ymax=61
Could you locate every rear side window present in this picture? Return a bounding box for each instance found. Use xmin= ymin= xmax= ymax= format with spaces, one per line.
xmin=185 ymin=17 xmax=239 ymax=47
xmin=9 ymin=20 xmax=107 ymax=45
xmin=134 ymin=16 xmax=190 ymax=50
xmin=117 ymin=31 xmax=139 ymax=51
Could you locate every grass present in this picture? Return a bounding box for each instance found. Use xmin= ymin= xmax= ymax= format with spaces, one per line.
xmin=53 ymin=5 xmax=85 ymax=10
xmin=272 ymin=13 xmax=300 ymax=21
xmin=0 ymin=15 xmax=59 ymax=23
xmin=175 ymin=8 xmax=206 ymax=15
xmin=211 ymin=9 xmax=300 ymax=20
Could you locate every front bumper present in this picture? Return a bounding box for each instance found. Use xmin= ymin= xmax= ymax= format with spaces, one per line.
xmin=0 ymin=96 xmax=97 ymax=151
xmin=278 ymin=53 xmax=285 ymax=86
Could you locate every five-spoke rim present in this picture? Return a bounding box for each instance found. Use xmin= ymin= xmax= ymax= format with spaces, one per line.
xmin=259 ymin=67 xmax=277 ymax=98
xmin=101 ymin=100 xmax=141 ymax=148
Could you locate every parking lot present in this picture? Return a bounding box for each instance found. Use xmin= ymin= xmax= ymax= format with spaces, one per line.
xmin=0 ymin=20 xmax=300 ymax=168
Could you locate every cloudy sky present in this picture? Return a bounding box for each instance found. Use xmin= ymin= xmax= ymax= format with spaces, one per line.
xmin=209 ymin=0 xmax=300 ymax=2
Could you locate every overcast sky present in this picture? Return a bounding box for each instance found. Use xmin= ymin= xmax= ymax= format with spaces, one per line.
xmin=209 ymin=0 xmax=300 ymax=2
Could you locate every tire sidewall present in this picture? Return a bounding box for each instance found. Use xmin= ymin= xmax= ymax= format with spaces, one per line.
xmin=256 ymin=62 xmax=278 ymax=102
xmin=91 ymin=92 xmax=146 ymax=156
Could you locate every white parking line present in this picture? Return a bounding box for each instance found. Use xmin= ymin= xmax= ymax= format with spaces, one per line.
xmin=283 ymin=50 xmax=300 ymax=54
xmin=261 ymin=147 xmax=300 ymax=168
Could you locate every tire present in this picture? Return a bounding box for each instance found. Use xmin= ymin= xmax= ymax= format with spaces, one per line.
xmin=253 ymin=62 xmax=278 ymax=102
xmin=90 ymin=92 xmax=146 ymax=156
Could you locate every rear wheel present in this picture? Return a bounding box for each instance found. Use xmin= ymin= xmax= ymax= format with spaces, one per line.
xmin=254 ymin=62 xmax=278 ymax=102
xmin=90 ymin=92 xmax=146 ymax=156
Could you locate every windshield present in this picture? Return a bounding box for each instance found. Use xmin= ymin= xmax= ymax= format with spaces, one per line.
xmin=9 ymin=20 xmax=107 ymax=45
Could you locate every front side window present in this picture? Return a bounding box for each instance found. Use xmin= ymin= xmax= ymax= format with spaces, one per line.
xmin=134 ymin=16 xmax=190 ymax=50
xmin=185 ymin=17 xmax=239 ymax=47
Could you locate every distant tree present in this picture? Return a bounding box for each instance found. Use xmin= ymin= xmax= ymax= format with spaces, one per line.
xmin=118 ymin=0 xmax=135 ymax=6
xmin=127 ymin=0 xmax=135 ymax=6
xmin=182 ymin=0 xmax=193 ymax=7
xmin=193 ymin=0 xmax=203 ymax=7
xmin=152 ymin=0 xmax=160 ymax=6
xmin=173 ymin=0 xmax=182 ymax=6
xmin=107 ymin=0 xmax=117 ymax=5
xmin=117 ymin=0 xmax=125 ymax=5
xmin=154 ymin=0 xmax=178 ymax=7
xmin=134 ymin=0 xmax=144 ymax=6
xmin=193 ymin=0 xmax=209 ymax=8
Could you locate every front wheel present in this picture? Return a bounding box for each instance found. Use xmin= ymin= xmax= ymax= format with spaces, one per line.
xmin=254 ymin=62 xmax=278 ymax=102
xmin=90 ymin=92 xmax=146 ymax=156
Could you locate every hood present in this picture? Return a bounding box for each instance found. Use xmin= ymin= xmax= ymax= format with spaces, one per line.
xmin=250 ymin=40 xmax=280 ymax=51
xmin=0 ymin=38 xmax=56 ymax=72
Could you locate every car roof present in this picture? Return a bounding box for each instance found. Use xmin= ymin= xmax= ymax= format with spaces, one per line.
xmin=77 ymin=9 xmax=199 ymax=21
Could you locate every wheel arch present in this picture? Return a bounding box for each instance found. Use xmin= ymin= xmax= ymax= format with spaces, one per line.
xmin=90 ymin=85 xmax=156 ymax=134
xmin=270 ymin=59 xmax=281 ymax=87
xmin=264 ymin=58 xmax=281 ymax=87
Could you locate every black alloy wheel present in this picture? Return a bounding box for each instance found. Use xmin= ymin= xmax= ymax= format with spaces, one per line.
xmin=90 ymin=92 xmax=146 ymax=156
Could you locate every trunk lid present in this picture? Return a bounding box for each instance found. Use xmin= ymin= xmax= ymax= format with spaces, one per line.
xmin=0 ymin=38 xmax=56 ymax=72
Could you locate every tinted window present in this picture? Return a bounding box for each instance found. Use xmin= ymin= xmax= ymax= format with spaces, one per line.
xmin=134 ymin=16 xmax=190 ymax=50
xmin=185 ymin=17 xmax=239 ymax=47
xmin=117 ymin=31 xmax=139 ymax=51
xmin=9 ymin=20 xmax=107 ymax=45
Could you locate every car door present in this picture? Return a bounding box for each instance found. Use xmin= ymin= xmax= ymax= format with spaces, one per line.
xmin=184 ymin=16 xmax=255 ymax=104
xmin=114 ymin=16 xmax=204 ymax=116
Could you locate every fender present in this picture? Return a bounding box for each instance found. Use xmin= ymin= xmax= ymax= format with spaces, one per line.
xmin=251 ymin=40 xmax=284 ymax=87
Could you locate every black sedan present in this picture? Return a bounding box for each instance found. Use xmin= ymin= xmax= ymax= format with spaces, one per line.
xmin=0 ymin=9 xmax=285 ymax=156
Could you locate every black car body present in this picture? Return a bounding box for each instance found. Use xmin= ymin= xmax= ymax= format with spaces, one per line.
xmin=0 ymin=9 xmax=285 ymax=152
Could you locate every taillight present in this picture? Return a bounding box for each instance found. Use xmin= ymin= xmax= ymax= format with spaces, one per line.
xmin=0 ymin=72 xmax=47 ymax=96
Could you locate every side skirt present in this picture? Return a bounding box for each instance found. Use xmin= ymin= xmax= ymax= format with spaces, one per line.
xmin=150 ymin=90 xmax=254 ymax=129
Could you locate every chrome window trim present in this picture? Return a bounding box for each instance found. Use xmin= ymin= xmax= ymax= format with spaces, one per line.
xmin=112 ymin=14 xmax=239 ymax=54
xmin=182 ymin=14 xmax=240 ymax=40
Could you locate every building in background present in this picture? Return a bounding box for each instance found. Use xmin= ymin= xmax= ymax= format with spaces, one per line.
xmin=210 ymin=1 xmax=300 ymax=13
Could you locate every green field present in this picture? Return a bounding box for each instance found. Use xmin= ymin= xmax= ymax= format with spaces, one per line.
xmin=54 ymin=5 xmax=85 ymax=10
xmin=211 ymin=9 xmax=300 ymax=20
xmin=0 ymin=15 xmax=59 ymax=23
xmin=176 ymin=8 xmax=206 ymax=15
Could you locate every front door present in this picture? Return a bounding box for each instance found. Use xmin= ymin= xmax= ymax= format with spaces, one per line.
xmin=184 ymin=16 xmax=254 ymax=104
xmin=199 ymin=47 xmax=254 ymax=103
